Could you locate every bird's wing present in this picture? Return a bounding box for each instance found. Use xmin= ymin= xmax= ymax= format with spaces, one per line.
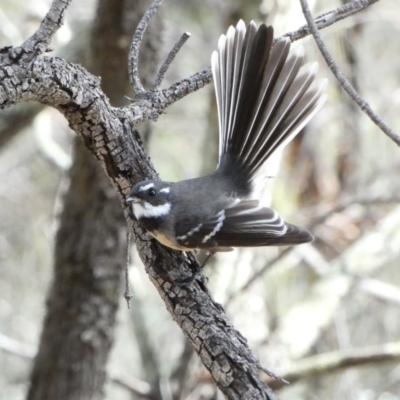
xmin=175 ymin=199 xmax=312 ymax=250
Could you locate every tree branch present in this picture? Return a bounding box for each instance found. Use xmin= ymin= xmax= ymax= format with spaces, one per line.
xmin=128 ymin=0 xmax=165 ymax=95
xmin=225 ymin=248 xmax=292 ymax=307
xmin=269 ymin=341 xmax=400 ymax=390
xmin=18 ymin=0 xmax=71 ymax=60
xmin=124 ymin=0 xmax=381 ymax=124
xmin=283 ymin=0 xmax=380 ymax=42
xmin=152 ymin=31 xmax=191 ymax=91
xmin=0 ymin=333 xmax=154 ymax=399
xmin=124 ymin=66 xmax=213 ymax=124
xmin=299 ymin=0 xmax=400 ymax=146
xmin=309 ymin=196 xmax=400 ymax=228
xmin=0 ymin=333 xmax=36 ymax=359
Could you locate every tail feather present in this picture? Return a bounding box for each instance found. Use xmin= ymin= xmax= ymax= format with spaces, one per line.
xmin=265 ymin=81 xmax=327 ymax=160
xmin=242 ymin=46 xmax=306 ymax=174
xmin=212 ymin=20 xmax=326 ymax=184
xmin=248 ymin=74 xmax=327 ymax=175
xmin=229 ymin=23 xmax=273 ymax=158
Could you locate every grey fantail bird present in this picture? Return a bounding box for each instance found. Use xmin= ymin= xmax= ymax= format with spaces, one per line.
xmin=127 ymin=21 xmax=327 ymax=261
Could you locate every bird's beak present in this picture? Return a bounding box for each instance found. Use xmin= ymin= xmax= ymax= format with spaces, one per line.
xmin=126 ymin=196 xmax=140 ymax=204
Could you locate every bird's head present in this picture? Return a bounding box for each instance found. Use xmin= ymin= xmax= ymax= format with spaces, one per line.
xmin=126 ymin=181 xmax=172 ymax=220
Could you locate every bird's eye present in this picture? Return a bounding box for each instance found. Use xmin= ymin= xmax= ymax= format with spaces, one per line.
xmin=148 ymin=188 xmax=156 ymax=197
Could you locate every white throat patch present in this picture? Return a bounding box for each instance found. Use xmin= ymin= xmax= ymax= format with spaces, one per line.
xmin=133 ymin=201 xmax=171 ymax=219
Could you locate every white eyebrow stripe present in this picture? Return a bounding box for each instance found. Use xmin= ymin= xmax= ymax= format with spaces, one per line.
xmin=160 ymin=187 xmax=170 ymax=194
xmin=139 ymin=183 xmax=155 ymax=192
xmin=132 ymin=202 xmax=171 ymax=219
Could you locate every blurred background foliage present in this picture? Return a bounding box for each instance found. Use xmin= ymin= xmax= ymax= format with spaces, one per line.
xmin=1 ymin=0 xmax=400 ymax=399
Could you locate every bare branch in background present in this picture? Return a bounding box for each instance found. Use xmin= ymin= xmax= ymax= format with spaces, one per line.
xmin=358 ymin=278 xmax=400 ymax=306
xmin=128 ymin=0 xmax=165 ymax=95
xmin=309 ymin=196 xmax=400 ymax=228
xmin=151 ymin=31 xmax=191 ymax=91
xmin=284 ymin=0 xmax=380 ymax=42
xmin=0 ymin=334 xmax=153 ymax=399
xmin=170 ymin=340 xmax=195 ymax=398
xmin=4 ymin=330 xmax=400 ymax=396
xmin=125 ymin=0 xmax=385 ymax=124
xmin=124 ymin=230 xmax=133 ymax=308
xmin=109 ymin=374 xmax=153 ymax=398
xmin=0 ymin=333 xmax=36 ymax=360
xmin=225 ymin=248 xmax=291 ymax=306
xmin=269 ymin=341 xmax=400 ymax=390
xmin=299 ymin=0 xmax=400 ymax=146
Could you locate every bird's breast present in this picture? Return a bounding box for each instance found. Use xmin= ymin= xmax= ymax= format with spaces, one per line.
xmin=148 ymin=230 xmax=192 ymax=251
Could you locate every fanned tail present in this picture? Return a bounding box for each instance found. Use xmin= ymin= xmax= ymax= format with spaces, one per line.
xmin=212 ymin=20 xmax=327 ymax=185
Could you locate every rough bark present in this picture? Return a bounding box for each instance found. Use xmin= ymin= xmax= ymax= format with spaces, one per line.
xmin=93 ymin=0 xmax=164 ymax=396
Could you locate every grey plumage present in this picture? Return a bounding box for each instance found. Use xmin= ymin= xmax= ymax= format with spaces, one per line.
xmin=127 ymin=21 xmax=327 ymax=253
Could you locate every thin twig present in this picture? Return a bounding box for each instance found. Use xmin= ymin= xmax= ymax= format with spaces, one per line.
xmin=309 ymin=196 xmax=400 ymax=228
xmin=125 ymin=66 xmax=213 ymax=125
xmin=170 ymin=341 xmax=194 ymax=397
xmin=224 ymin=248 xmax=292 ymax=307
xmin=358 ymin=278 xmax=400 ymax=306
xmin=225 ymin=195 xmax=400 ymax=305
xmin=124 ymin=230 xmax=133 ymax=308
xmin=110 ymin=374 xmax=152 ymax=398
xmin=161 ymin=66 xmax=212 ymax=104
xmin=152 ymin=32 xmax=191 ymax=90
xmin=283 ymin=0 xmax=380 ymax=42
xmin=128 ymin=0 xmax=165 ymax=95
xmin=269 ymin=341 xmax=400 ymax=390
xmin=138 ymin=0 xmax=380 ymax=120
xmin=0 ymin=333 xmax=36 ymax=359
xmin=299 ymin=0 xmax=400 ymax=146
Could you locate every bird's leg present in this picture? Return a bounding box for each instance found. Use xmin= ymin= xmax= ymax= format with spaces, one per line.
xmin=174 ymin=251 xmax=215 ymax=286
xmin=200 ymin=251 xmax=215 ymax=270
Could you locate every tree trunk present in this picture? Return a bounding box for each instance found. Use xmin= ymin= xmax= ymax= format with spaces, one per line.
xmin=27 ymin=139 xmax=125 ymax=400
